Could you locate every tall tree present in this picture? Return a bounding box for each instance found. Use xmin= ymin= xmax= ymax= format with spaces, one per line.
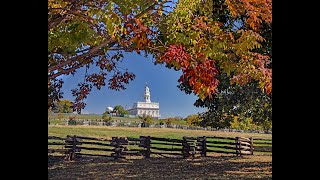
xmin=192 ymin=74 xmax=272 ymax=129
xmin=175 ymin=0 xmax=272 ymax=129
xmin=113 ymin=105 xmax=128 ymax=116
xmin=184 ymin=114 xmax=200 ymax=126
xmin=52 ymin=99 xmax=74 ymax=113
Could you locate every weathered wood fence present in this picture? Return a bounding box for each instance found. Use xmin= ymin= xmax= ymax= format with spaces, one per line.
xmin=48 ymin=135 xmax=271 ymax=160
xmin=251 ymin=138 xmax=272 ymax=153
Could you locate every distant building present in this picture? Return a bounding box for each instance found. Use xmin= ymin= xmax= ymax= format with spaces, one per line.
xmin=127 ymin=83 xmax=160 ymax=119
xmin=106 ymin=106 xmax=114 ymax=112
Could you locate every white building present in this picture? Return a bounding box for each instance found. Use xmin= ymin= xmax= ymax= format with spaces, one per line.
xmin=127 ymin=83 xmax=160 ymax=118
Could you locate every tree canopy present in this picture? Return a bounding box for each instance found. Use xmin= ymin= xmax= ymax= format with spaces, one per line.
xmin=184 ymin=114 xmax=201 ymax=126
xmin=48 ymin=0 xmax=272 ymax=113
xmin=113 ymin=105 xmax=129 ymax=115
xmin=48 ymin=0 xmax=166 ymax=112
xmin=52 ymin=99 xmax=73 ymax=113
xmin=175 ymin=0 xmax=272 ymax=130
xmin=138 ymin=114 xmax=153 ymax=127
xmin=192 ymin=74 xmax=272 ymax=130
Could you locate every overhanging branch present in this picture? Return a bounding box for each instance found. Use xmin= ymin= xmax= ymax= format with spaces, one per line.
xmin=48 ymin=0 xmax=167 ymax=79
xmin=48 ymin=40 xmax=114 ymax=73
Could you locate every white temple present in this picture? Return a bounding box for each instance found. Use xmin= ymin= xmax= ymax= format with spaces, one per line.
xmin=127 ymin=83 xmax=160 ymax=118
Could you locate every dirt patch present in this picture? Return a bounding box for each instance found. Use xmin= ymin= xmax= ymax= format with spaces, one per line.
xmin=48 ymin=154 xmax=271 ymax=179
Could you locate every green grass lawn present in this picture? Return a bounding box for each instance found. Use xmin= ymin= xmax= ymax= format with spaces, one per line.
xmin=49 ymin=113 xmax=189 ymax=125
xmin=48 ymin=125 xmax=272 ymax=140
xmin=49 ymin=119 xmax=66 ymax=125
xmin=50 ymin=113 xmax=103 ymax=120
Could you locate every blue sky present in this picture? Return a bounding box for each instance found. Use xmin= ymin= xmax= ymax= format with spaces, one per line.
xmin=60 ymin=52 xmax=205 ymax=118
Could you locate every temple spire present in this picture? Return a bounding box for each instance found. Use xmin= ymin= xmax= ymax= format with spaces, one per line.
xmin=144 ymin=82 xmax=151 ymax=103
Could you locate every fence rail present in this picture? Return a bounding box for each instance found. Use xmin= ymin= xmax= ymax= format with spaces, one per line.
xmin=252 ymin=138 xmax=272 ymax=153
xmin=48 ymin=135 xmax=272 ymax=160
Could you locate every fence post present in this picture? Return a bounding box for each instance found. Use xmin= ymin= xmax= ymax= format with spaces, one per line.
xmin=239 ymin=137 xmax=242 ymax=156
xmin=139 ymin=136 xmax=144 ymax=156
xmin=249 ymin=137 xmax=253 ymax=155
xmin=235 ymin=137 xmax=240 ymax=157
xmin=112 ymin=137 xmax=120 ymax=159
xmin=71 ymin=135 xmax=77 ymax=160
xmin=182 ymin=136 xmax=189 ymax=158
xmin=146 ymin=136 xmax=151 ymax=158
xmin=202 ymin=136 xmax=206 ymax=157
xmin=196 ymin=136 xmax=205 ymax=157
xmin=139 ymin=136 xmax=150 ymax=158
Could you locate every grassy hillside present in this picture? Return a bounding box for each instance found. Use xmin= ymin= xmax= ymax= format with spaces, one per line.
xmin=48 ymin=125 xmax=272 ymax=139
xmin=49 ymin=113 xmax=188 ymax=125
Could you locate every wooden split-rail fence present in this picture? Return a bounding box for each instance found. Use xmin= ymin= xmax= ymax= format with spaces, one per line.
xmin=48 ymin=135 xmax=271 ymax=160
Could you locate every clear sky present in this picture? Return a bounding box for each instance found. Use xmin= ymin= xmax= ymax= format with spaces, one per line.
xmin=60 ymin=52 xmax=205 ymax=118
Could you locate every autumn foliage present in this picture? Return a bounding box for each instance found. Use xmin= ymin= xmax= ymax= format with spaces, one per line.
xmin=48 ymin=0 xmax=272 ymax=112
xmin=154 ymin=0 xmax=272 ymax=99
xmin=159 ymin=45 xmax=219 ymax=99
xmin=48 ymin=0 xmax=165 ymax=112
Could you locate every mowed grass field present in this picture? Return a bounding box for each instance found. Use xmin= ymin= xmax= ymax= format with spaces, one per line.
xmin=48 ymin=125 xmax=272 ymax=139
xmin=49 ymin=114 xmax=189 ymax=125
xmin=48 ymin=125 xmax=272 ymax=179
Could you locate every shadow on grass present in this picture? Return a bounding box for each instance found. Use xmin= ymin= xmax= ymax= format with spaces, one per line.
xmin=48 ymin=155 xmax=271 ymax=179
xmin=48 ymin=155 xmax=65 ymax=167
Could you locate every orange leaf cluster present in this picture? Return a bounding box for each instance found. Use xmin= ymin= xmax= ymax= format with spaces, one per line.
xmin=226 ymin=0 xmax=272 ymax=31
xmin=160 ymin=45 xmax=219 ymax=99
xmin=183 ymin=54 xmax=219 ymax=98
xmin=122 ymin=18 xmax=154 ymax=54
xmin=230 ymin=52 xmax=271 ymax=94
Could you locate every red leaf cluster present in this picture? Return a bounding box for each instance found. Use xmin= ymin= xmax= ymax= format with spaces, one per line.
xmin=160 ymin=45 xmax=219 ymax=98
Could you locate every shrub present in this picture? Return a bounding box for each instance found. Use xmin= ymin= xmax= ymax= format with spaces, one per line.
xmin=103 ymin=116 xmax=112 ymax=122
xmin=118 ymin=122 xmax=125 ymax=126
xmin=138 ymin=114 xmax=152 ymax=127
xmin=165 ymin=118 xmax=174 ymax=125
xmin=68 ymin=119 xmax=77 ymax=125
xmin=57 ymin=112 xmax=64 ymax=120
xmin=184 ymin=114 xmax=200 ymax=126
xmin=230 ymin=116 xmax=256 ymax=130
xmin=159 ymin=120 xmax=164 ymax=125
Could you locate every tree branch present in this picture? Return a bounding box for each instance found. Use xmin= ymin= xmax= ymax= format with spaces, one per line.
xmin=48 ymin=56 xmax=92 ymax=80
xmin=48 ymin=0 xmax=166 ymax=78
xmin=48 ymin=14 xmax=69 ymax=30
xmin=48 ymin=39 xmax=114 ymax=73
xmin=134 ymin=1 xmax=159 ymax=19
